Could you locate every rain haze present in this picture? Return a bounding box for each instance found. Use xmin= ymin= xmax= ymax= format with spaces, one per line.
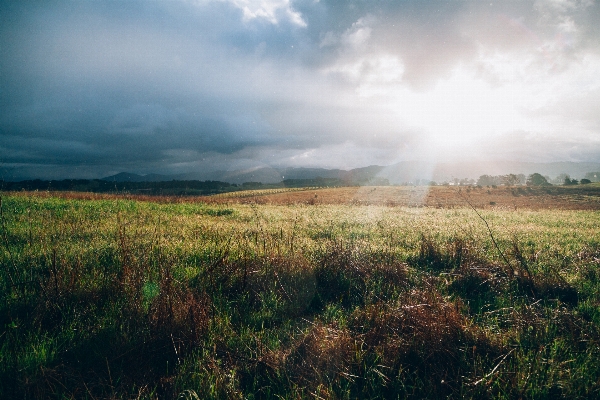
xmin=1 ymin=0 xmax=600 ymax=181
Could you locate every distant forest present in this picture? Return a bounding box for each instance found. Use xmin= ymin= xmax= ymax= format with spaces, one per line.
xmin=0 ymin=177 xmax=352 ymax=196
xmin=2 ymin=172 xmax=598 ymax=196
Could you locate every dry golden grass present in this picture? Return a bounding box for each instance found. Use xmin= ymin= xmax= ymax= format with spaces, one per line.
xmin=11 ymin=183 xmax=599 ymax=210
xmin=199 ymin=185 xmax=600 ymax=210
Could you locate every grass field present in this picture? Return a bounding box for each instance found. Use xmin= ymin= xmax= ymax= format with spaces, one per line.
xmin=200 ymin=184 xmax=600 ymax=210
xmin=1 ymin=186 xmax=600 ymax=398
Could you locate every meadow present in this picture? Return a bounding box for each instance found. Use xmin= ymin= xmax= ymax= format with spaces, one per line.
xmin=1 ymin=186 xmax=600 ymax=399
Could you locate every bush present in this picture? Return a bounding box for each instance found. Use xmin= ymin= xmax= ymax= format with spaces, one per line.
xmin=527 ymin=173 xmax=551 ymax=186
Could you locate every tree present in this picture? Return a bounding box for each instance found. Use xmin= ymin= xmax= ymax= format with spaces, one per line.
xmin=503 ymin=174 xmax=520 ymax=186
xmin=477 ymin=175 xmax=500 ymax=186
xmin=584 ymin=172 xmax=599 ymax=182
xmin=555 ymin=173 xmax=570 ymax=185
xmin=527 ymin=173 xmax=551 ymax=186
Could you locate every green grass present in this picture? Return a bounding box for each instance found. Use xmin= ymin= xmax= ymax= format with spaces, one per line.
xmin=1 ymin=192 xmax=599 ymax=398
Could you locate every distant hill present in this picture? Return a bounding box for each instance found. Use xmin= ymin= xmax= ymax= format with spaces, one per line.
xmin=280 ymin=167 xmax=348 ymax=180
xmin=102 ymin=172 xmax=172 ymax=182
xmin=100 ymin=161 xmax=600 ymax=185
xmin=4 ymin=160 xmax=600 ymax=194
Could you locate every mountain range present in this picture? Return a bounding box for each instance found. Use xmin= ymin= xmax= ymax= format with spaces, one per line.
xmin=102 ymin=161 xmax=600 ymax=185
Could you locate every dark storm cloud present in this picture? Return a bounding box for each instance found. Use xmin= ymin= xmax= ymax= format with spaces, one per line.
xmin=2 ymin=0 xmax=600 ymax=179
xmin=0 ymin=0 xmax=293 ymax=176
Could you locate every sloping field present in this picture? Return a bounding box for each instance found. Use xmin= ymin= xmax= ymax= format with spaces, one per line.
xmin=15 ymin=184 xmax=600 ymax=210
xmin=201 ymin=184 xmax=600 ymax=210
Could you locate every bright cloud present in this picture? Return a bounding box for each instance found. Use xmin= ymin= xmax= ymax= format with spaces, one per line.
xmin=1 ymin=0 xmax=600 ymax=179
xmin=222 ymin=0 xmax=306 ymax=26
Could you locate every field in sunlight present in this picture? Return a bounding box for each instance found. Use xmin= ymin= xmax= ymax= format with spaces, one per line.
xmin=201 ymin=184 xmax=600 ymax=210
xmin=1 ymin=191 xmax=600 ymax=398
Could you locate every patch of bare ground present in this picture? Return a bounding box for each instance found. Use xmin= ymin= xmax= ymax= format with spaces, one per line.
xmin=200 ymin=185 xmax=600 ymax=210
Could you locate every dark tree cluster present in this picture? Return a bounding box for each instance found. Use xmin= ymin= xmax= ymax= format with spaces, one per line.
xmin=477 ymin=174 xmax=526 ymax=187
xmin=0 ymin=179 xmax=239 ymax=196
xmin=584 ymin=172 xmax=599 ymax=183
xmin=526 ymin=173 xmax=552 ymax=186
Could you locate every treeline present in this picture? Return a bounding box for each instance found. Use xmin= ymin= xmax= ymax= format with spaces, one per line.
xmin=0 ymin=177 xmax=362 ymax=195
xmin=477 ymin=174 xmax=527 ymax=186
xmin=477 ymin=173 xmax=597 ymax=187
xmin=1 ymin=173 xmax=396 ymax=195
xmin=2 ymin=172 xmax=597 ymax=195
xmin=0 ymin=179 xmax=239 ymax=196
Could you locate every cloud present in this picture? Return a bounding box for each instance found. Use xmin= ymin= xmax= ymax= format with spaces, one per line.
xmin=222 ymin=0 xmax=307 ymax=26
xmin=1 ymin=0 xmax=600 ymax=179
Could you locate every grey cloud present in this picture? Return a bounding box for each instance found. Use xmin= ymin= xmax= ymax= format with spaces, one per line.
xmin=312 ymin=1 xmax=600 ymax=88
xmin=2 ymin=0 xmax=600 ymax=179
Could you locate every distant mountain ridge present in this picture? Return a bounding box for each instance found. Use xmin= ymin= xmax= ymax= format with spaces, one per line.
xmin=101 ymin=165 xmax=390 ymax=185
xmin=102 ymin=172 xmax=172 ymax=182
xmin=101 ymin=161 xmax=600 ymax=185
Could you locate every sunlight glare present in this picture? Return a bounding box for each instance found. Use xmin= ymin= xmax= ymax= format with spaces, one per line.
xmin=390 ymin=66 xmax=536 ymax=154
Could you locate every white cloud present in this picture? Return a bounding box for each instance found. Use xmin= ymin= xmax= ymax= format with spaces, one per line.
xmin=221 ymin=0 xmax=306 ymax=26
xmin=320 ymin=17 xmax=373 ymax=49
xmin=323 ymin=55 xmax=404 ymax=97
xmin=343 ymin=18 xmax=372 ymax=49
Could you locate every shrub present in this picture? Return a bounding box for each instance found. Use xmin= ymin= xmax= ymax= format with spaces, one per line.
xmin=526 ymin=173 xmax=551 ymax=186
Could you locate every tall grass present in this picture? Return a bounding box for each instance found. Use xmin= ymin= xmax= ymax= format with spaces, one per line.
xmin=1 ymin=193 xmax=599 ymax=398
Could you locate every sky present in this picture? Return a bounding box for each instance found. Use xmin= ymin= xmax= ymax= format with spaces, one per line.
xmin=1 ymin=0 xmax=600 ymax=180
